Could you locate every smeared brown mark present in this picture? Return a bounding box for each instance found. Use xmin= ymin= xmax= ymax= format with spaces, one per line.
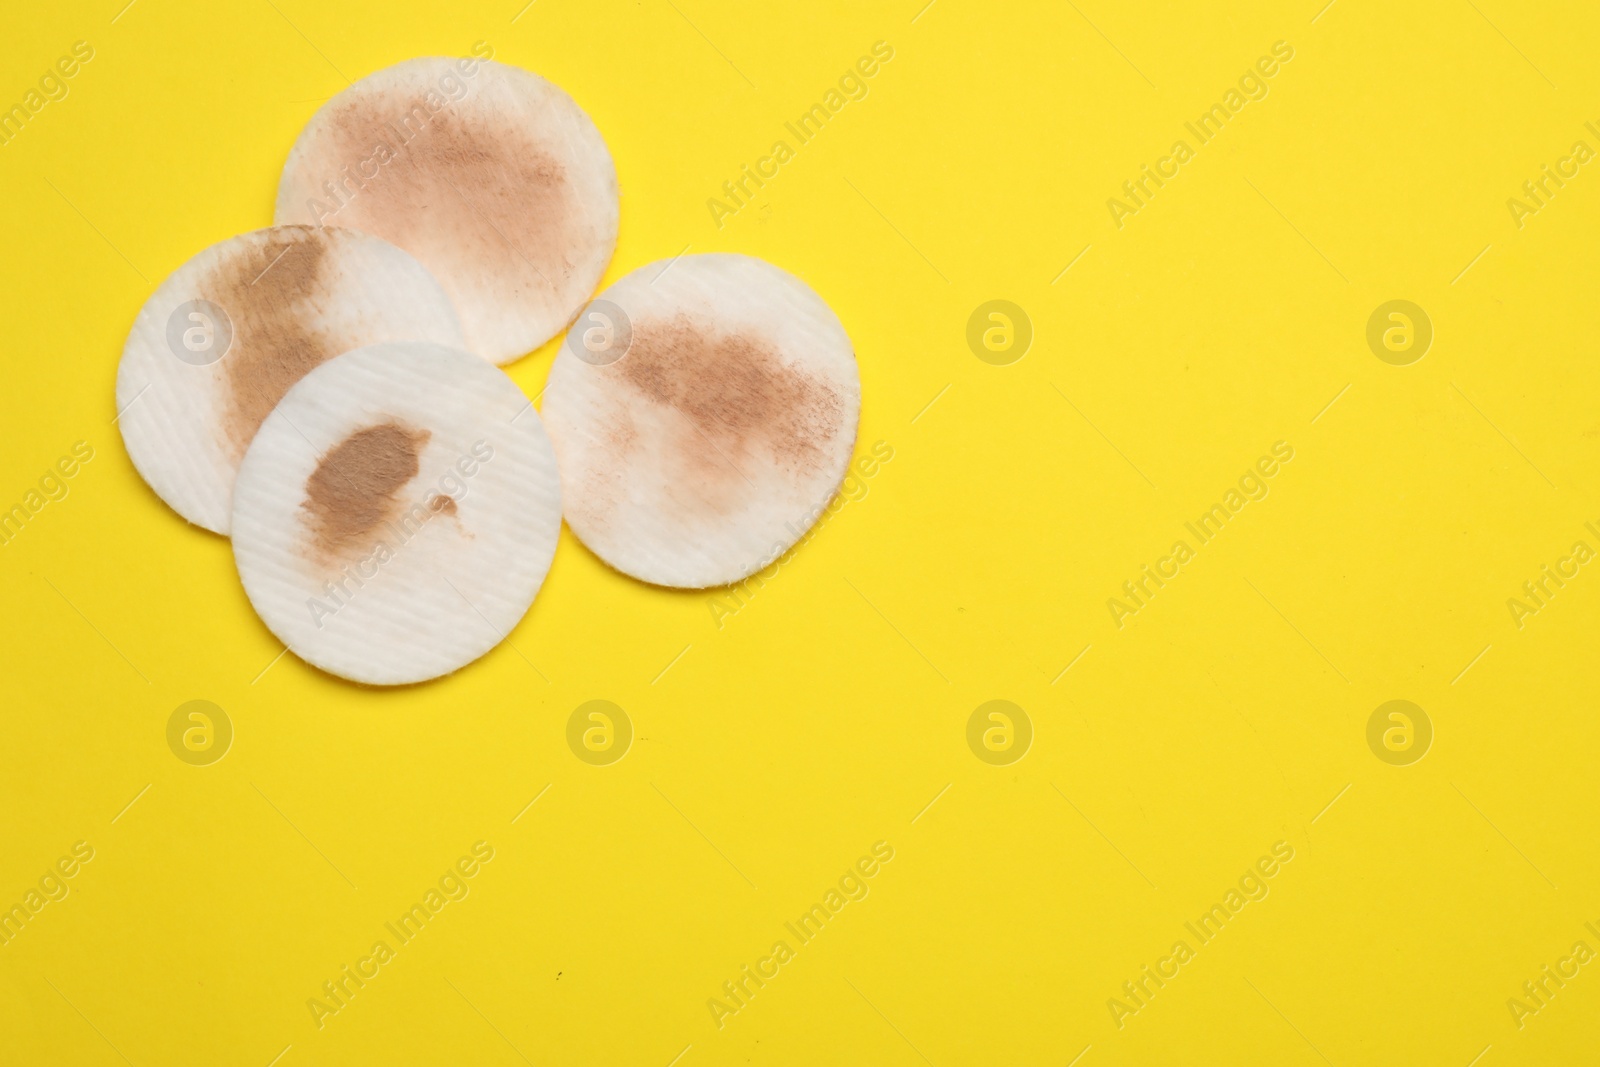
xmin=317 ymin=92 xmax=575 ymax=307
xmin=302 ymin=421 xmax=430 ymax=559
xmin=200 ymin=227 xmax=336 ymax=458
xmin=610 ymin=315 xmax=844 ymax=514
xmin=431 ymin=495 xmax=457 ymax=517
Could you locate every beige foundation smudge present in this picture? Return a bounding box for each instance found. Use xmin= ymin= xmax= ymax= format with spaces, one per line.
xmin=606 ymin=314 xmax=845 ymax=516
xmin=199 ymin=227 xmax=336 ymax=459
xmin=318 ymin=97 xmax=576 ymax=312
xmin=302 ymin=420 xmax=451 ymax=562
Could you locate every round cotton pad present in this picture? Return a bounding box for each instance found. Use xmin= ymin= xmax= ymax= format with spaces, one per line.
xmin=541 ymin=253 xmax=861 ymax=588
xmin=231 ymin=342 xmax=561 ymax=685
xmin=116 ymin=225 xmax=465 ymax=534
xmin=274 ymin=56 xmax=620 ymax=364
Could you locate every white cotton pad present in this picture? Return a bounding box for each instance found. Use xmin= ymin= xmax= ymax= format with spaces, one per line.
xmin=116 ymin=225 xmax=465 ymax=534
xmin=274 ymin=56 xmax=620 ymax=365
xmin=541 ymin=253 xmax=861 ymax=588
xmin=230 ymin=342 xmax=561 ymax=686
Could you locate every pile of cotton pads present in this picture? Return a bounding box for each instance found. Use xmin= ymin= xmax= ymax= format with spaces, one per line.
xmin=117 ymin=55 xmax=861 ymax=686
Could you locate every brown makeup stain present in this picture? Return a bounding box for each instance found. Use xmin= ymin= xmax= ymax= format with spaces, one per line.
xmin=200 ymin=226 xmax=335 ymax=459
xmin=302 ymin=421 xmax=431 ymax=559
xmin=315 ymin=90 xmax=576 ymax=309
xmin=610 ymin=315 xmax=845 ymax=514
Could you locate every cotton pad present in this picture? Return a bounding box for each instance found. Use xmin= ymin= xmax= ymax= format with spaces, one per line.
xmin=231 ymin=342 xmax=561 ymax=685
xmin=542 ymin=253 xmax=861 ymax=588
xmin=275 ymin=56 xmax=620 ymax=364
xmin=116 ymin=225 xmax=465 ymax=534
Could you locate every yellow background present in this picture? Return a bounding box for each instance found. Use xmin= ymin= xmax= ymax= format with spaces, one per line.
xmin=2 ymin=0 xmax=1598 ymax=1063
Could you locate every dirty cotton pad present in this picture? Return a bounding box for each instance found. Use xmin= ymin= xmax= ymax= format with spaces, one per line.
xmin=541 ymin=253 xmax=861 ymax=588
xmin=275 ymin=57 xmax=619 ymax=364
xmin=117 ymin=225 xmax=465 ymax=534
xmin=231 ymin=342 xmax=560 ymax=685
